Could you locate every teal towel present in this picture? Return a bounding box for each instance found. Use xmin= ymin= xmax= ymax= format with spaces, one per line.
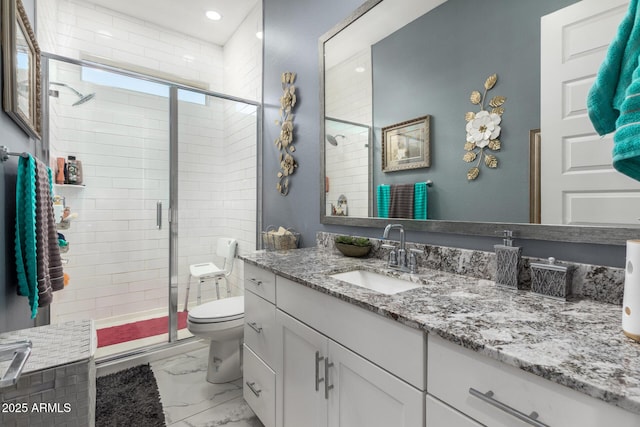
xmin=414 ymin=182 xmax=428 ymax=220
xmin=588 ymin=0 xmax=640 ymax=181
xmin=377 ymin=184 xmax=390 ymax=218
xmin=14 ymin=155 xmax=39 ymax=318
xmin=587 ymin=0 xmax=640 ymax=135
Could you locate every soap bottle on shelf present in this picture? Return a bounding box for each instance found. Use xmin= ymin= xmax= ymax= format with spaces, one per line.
xmin=55 ymin=157 xmax=66 ymax=184
xmin=66 ymin=155 xmax=83 ymax=185
xmin=494 ymin=230 xmax=522 ymax=289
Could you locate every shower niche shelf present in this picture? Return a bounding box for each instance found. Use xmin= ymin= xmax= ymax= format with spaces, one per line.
xmin=54 ymin=184 xmax=85 ymax=188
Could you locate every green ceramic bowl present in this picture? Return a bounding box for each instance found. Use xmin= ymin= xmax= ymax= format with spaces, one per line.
xmin=335 ymin=242 xmax=371 ymax=258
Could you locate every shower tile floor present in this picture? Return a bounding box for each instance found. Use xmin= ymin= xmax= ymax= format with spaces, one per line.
xmin=150 ymin=343 xmax=263 ymax=426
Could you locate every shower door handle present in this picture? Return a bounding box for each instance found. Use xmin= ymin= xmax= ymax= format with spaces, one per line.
xmin=156 ymin=201 xmax=162 ymax=230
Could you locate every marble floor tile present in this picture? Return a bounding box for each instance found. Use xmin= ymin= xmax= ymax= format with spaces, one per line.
xmin=168 ymin=396 xmax=263 ymax=427
xmin=151 ymin=344 xmax=261 ymax=426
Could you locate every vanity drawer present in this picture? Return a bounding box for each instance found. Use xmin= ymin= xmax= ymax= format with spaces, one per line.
xmin=276 ymin=275 xmax=425 ymax=390
xmin=244 ymin=290 xmax=277 ymax=367
xmin=244 ymin=263 xmax=276 ymax=303
xmin=243 ymin=344 xmax=275 ymax=427
xmin=427 ymin=334 xmax=640 ymax=427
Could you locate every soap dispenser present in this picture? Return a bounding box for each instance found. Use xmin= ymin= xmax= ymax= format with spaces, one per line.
xmin=494 ymin=230 xmax=522 ymax=289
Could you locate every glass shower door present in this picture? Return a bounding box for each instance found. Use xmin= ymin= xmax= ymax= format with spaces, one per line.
xmin=176 ymin=89 xmax=258 ymax=314
xmin=47 ymin=57 xmax=172 ymax=357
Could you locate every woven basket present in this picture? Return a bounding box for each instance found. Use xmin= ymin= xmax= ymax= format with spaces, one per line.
xmin=261 ymin=226 xmax=300 ymax=251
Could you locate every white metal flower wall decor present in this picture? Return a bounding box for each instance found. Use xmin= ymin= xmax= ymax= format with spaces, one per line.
xmin=463 ymin=73 xmax=506 ymax=181
xmin=275 ymin=72 xmax=298 ymax=195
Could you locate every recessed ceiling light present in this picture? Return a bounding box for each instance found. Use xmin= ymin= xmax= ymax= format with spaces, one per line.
xmin=206 ymin=10 xmax=222 ymax=21
xmin=355 ymin=66 xmax=366 ymax=73
xmin=256 ymin=31 xmax=263 ymax=40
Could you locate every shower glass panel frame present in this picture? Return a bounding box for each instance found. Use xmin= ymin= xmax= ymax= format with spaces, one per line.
xmin=42 ymin=53 xmax=261 ymax=358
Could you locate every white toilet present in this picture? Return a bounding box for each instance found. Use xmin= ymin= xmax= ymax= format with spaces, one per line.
xmin=187 ymin=295 xmax=244 ymax=383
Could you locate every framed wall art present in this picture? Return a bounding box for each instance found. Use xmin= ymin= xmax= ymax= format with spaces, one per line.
xmin=381 ymin=115 xmax=430 ymax=172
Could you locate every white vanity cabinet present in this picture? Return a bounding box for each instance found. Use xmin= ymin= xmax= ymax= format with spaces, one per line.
xmin=242 ymin=263 xmax=426 ymax=427
xmin=275 ymin=275 xmax=425 ymax=427
xmin=427 ymin=334 xmax=640 ymax=427
xmin=276 ymin=310 xmax=424 ymax=427
xmin=243 ymin=264 xmax=278 ymax=427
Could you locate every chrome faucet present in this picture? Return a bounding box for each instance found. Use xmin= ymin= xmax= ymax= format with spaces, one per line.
xmin=382 ymin=224 xmax=419 ymax=273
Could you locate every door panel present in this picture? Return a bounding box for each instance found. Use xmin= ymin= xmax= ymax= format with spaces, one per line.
xmin=276 ymin=310 xmax=328 ymax=427
xmin=328 ymin=341 xmax=423 ymax=427
xmin=541 ymin=0 xmax=637 ymax=225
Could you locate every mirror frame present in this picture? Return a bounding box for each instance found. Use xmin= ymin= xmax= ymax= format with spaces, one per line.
xmin=319 ymin=0 xmax=640 ymax=246
xmin=2 ymin=0 xmax=42 ymax=139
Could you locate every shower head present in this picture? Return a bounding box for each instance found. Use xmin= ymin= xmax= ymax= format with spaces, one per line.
xmin=50 ymin=82 xmax=95 ymax=106
xmin=73 ymin=92 xmax=96 ymax=106
xmin=326 ymin=134 xmax=345 ymax=146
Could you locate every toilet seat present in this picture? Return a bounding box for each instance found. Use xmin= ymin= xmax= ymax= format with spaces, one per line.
xmin=188 ymin=295 xmax=244 ymax=324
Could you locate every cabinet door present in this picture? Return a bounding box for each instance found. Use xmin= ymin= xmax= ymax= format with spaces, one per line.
xmin=276 ymin=310 xmax=328 ymax=427
xmin=327 ymin=340 xmax=424 ymax=427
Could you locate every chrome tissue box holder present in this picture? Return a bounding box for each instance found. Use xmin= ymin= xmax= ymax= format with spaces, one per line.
xmin=530 ymin=257 xmax=574 ymax=300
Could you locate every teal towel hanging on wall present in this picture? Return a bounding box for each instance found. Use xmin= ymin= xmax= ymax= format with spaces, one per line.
xmin=414 ymin=182 xmax=428 ymax=220
xmin=14 ymin=155 xmax=39 ymax=318
xmin=377 ymin=185 xmax=390 ymax=218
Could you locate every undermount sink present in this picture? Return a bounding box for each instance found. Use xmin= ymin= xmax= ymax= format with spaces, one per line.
xmin=330 ymin=270 xmax=421 ymax=295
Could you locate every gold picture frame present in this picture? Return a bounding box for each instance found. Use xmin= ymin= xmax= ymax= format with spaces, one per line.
xmin=529 ymin=129 xmax=541 ymax=224
xmin=381 ymin=115 xmax=430 ymax=172
xmin=2 ymin=0 xmax=41 ymax=139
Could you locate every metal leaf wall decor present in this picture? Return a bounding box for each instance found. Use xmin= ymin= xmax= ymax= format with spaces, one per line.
xmin=463 ymin=73 xmax=506 ymax=181
xmin=275 ymin=72 xmax=297 ymax=195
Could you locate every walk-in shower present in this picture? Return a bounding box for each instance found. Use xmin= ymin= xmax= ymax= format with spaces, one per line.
xmin=44 ymin=53 xmax=261 ymax=361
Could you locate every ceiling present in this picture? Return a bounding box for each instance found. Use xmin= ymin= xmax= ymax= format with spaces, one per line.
xmin=84 ymin=0 xmax=260 ymax=46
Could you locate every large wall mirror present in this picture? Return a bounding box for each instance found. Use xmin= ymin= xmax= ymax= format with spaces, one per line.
xmin=320 ymin=0 xmax=640 ymax=245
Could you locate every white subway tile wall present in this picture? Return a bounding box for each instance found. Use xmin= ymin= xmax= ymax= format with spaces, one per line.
xmin=39 ymin=0 xmax=261 ymax=325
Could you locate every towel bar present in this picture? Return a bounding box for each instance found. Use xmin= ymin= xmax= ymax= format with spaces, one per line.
xmin=0 ymin=145 xmax=29 ymax=163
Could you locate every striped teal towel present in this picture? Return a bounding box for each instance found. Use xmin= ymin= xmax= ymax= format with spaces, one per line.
xmin=15 ymin=155 xmax=39 ymax=318
xmin=588 ymin=0 xmax=640 ymax=181
xmin=414 ymin=182 xmax=428 ymax=220
xmin=376 ymin=184 xmax=390 ymax=218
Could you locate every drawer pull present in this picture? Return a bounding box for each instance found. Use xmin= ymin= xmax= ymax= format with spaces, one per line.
xmin=249 ymin=278 xmax=263 ymax=286
xmin=315 ymin=351 xmax=325 ymax=391
xmin=324 ymin=357 xmax=334 ymax=399
xmin=469 ymin=388 xmax=549 ymax=427
xmin=246 ymin=381 xmax=262 ymax=397
xmin=247 ymin=322 xmax=263 ymax=334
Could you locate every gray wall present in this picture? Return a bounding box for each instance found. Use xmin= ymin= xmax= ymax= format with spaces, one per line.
xmin=262 ymin=0 xmax=626 ymax=268
xmin=372 ymin=0 xmax=578 ymax=222
xmin=1 ymin=0 xmax=43 ymax=332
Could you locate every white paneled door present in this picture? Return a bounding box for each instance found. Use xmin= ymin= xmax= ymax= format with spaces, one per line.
xmin=540 ymin=0 xmax=640 ymax=225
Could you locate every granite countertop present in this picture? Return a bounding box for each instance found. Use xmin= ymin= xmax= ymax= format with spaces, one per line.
xmin=240 ymin=248 xmax=640 ymax=415
xmin=0 ymin=320 xmax=96 ymax=375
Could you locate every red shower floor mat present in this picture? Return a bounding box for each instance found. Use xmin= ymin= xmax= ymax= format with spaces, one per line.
xmin=97 ymin=311 xmax=189 ymax=348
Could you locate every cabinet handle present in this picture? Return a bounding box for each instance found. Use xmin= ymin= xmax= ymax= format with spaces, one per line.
xmin=324 ymin=357 xmax=334 ymax=399
xmin=468 ymin=388 xmax=549 ymax=427
xmin=246 ymin=381 xmax=262 ymax=397
xmin=315 ymin=351 xmax=325 ymax=391
xmin=247 ymin=322 xmax=263 ymax=334
xmin=156 ymin=201 xmax=162 ymax=230
xmin=249 ymin=278 xmax=262 ymax=286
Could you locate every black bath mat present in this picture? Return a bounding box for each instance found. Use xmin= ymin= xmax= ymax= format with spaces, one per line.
xmin=96 ymin=364 xmax=166 ymax=427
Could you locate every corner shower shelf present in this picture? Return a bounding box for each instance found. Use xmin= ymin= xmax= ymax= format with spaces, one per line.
xmin=54 ymin=184 xmax=85 ymax=188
